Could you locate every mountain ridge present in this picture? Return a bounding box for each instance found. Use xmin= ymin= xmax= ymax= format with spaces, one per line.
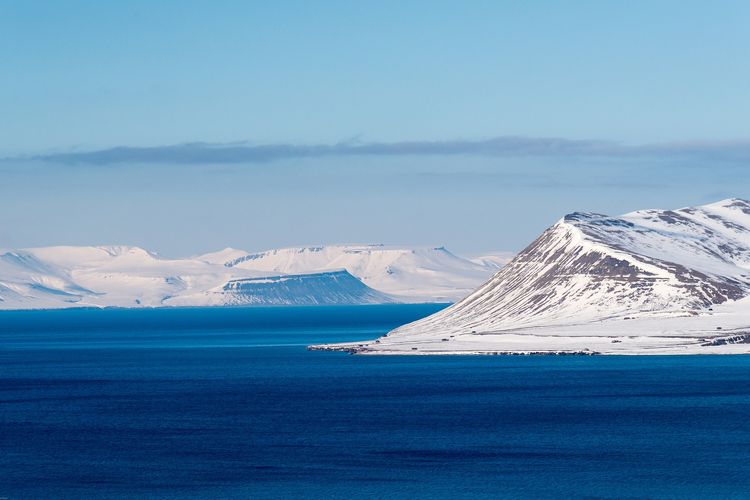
xmin=0 ymin=244 xmax=506 ymax=309
xmin=219 ymin=244 xmax=498 ymax=302
xmin=311 ymin=198 xmax=750 ymax=355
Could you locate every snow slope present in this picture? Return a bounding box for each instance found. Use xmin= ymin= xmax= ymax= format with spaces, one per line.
xmin=0 ymin=244 xmax=506 ymax=309
xmin=469 ymin=252 xmax=515 ymax=270
xmin=0 ymin=246 xmax=249 ymax=309
xmin=0 ymin=250 xmax=94 ymax=308
xmin=168 ymin=270 xmax=394 ymax=306
xmin=311 ymin=198 xmax=750 ymax=355
xmin=225 ymin=245 xmax=497 ymax=302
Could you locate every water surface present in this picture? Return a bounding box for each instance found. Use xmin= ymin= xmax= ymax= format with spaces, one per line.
xmin=2 ymin=305 xmax=750 ymax=498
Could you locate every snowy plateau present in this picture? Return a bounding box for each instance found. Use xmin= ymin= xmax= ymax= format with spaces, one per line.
xmin=312 ymin=198 xmax=750 ymax=355
xmin=0 ymin=244 xmax=509 ymax=309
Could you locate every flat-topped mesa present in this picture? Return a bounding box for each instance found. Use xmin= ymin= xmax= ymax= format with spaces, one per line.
xmin=0 ymin=243 xmax=510 ymax=309
xmin=217 ymin=244 xmax=503 ymax=302
xmin=216 ymin=270 xmax=396 ymax=306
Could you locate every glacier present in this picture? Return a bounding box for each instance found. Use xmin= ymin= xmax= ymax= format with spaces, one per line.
xmin=311 ymin=198 xmax=750 ymax=355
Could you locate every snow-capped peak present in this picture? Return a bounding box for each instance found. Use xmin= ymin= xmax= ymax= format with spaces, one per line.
xmin=378 ymin=199 xmax=749 ymax=341
xmin=312 ymin=197 xmax=750 ymax=356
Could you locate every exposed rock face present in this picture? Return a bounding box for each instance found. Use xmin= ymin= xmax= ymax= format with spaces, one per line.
xmin=388 ymin=198 xmax=750 ymax=336
xmin=217 ymin=270 xmax=395 ymax=306
xmin=222 ymin=244 xmax=503 ymax=302
xmin=0 ymin=244 xmax=508 ymax=309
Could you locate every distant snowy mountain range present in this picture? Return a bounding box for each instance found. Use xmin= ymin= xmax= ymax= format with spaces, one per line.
xmin=0 ymin=244 xmax=511 ymax=309
xmin=312 ymin=198 xmax=750 ymax=355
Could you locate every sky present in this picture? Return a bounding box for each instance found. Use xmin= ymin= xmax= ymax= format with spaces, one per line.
xmin=1 ymin=1 xmax=749 ymax=256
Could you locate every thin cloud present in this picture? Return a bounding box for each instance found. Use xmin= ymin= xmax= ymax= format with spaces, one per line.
xmin=8 ymin=136 xmax=750 ymax=165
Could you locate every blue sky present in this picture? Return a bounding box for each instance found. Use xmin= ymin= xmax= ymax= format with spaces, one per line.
xmin=1 ymin=1 xmax=749 ymax=255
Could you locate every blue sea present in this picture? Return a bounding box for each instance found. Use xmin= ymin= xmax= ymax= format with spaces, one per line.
xmin=2 ymin=304 xmax=750 ymax=499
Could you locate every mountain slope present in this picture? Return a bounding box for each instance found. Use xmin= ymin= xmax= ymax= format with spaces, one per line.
xmin=311 ymin=198 xmax=750 ymax=355
xmin=0 ymin=244 xmax=506 ymax=309
xmin=0 ymin=250 xmax=95 ymax=308
xmin=167 ymin=270 xmax=395 ymax=306
xmin=225 ymin=244 xmax=496 ymax=302
xmin=21 ymin=246 xmax=264 ymax=308
xmin=469 ymin=252 xmax=515 ymax=270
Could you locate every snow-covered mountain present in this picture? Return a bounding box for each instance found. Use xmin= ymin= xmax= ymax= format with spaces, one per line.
xmin=223 ymin=244 xmax=499 ymax=302
xmin=0 ymin=245 xmax=250 ymax=309
xmin=469 ymin=252 xmax=515 ymax=270
xmin=168 ymin=270 xmax=394 ymax=306
xmin=0 ymin=244 xmax=506 ymax=309
xmin=312 ymin=198 xmax=750 ymax=355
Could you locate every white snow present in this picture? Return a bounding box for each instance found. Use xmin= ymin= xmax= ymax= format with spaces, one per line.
xmin=222 ymin=244 xmax=503 ymax=302
xmin=0 ymin=244 xmax=508 ymax=309
xmin=469 ymin=252 xmax=515 ymax=270
xmin=311 ymin=198 xmax=750 ymax=355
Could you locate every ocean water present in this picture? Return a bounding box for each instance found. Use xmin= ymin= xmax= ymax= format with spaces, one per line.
xmin=2 ymin=305 xmax=750 ymax=499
